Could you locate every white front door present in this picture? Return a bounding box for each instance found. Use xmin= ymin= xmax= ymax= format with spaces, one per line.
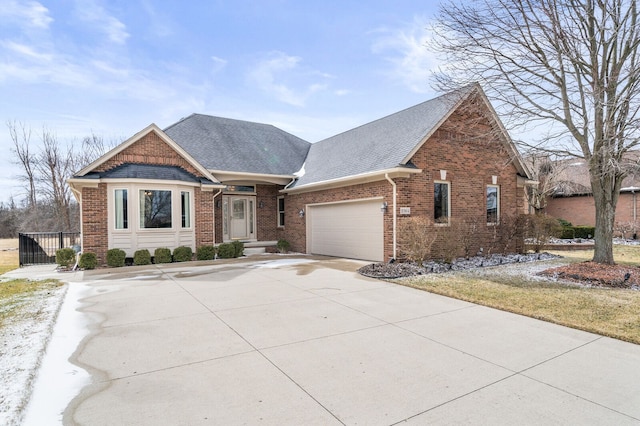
xmin=223 ymin=196 xmax=255 ymax=241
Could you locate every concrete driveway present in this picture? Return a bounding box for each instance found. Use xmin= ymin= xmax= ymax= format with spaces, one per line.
xmin=35 ymin=256 xmax=640 ymax=424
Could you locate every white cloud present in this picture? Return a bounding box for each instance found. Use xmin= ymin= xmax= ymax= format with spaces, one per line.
xmin=74 ymin=0 xmax=129 ymax=45
xmin=211 ymin=56 xmax=227 ymax=73
xmin=371 ymin=16 xmax=440 ymax=94
xmin=0 ymin=1 xmax=53 ymax=29
xmin=247 ymin=51 xmax=331 ymax=107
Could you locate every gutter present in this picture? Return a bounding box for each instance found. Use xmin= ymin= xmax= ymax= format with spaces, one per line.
xmin=385 ymin=173 xmax=397 ymax=261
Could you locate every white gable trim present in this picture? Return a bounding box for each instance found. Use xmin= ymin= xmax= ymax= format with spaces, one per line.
xmin=74 ymin=124 xmax=217 ymax=183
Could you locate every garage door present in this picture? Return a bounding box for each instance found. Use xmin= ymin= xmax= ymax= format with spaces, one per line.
xmin=308 ymin=200 xmax=384 ymax=262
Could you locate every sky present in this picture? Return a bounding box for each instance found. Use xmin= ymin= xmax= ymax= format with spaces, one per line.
xmin=0 ymin=0 xmax=444 ymax=204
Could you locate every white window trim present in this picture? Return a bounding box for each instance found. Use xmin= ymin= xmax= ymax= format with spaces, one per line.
xmin=180 ymin=190 xmax=194 ymax=229
xmin=487 ymin=184 xmax=500 ymax=225
xmin=113 ymin=188 xmax=129 ymax=231
xmin=434 ymin=180 xmax=451 ymax=225
xmin=277 ymin=196 xmax=285 ymax=227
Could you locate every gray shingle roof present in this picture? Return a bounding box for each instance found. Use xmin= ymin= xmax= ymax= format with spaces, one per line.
xmin=292 ymin=86 xmax=472 ymax=188
xmin=83 ymin=163 xmax=219 ymax=185
xmin=164 ymin=114 xmax=311 ymax=175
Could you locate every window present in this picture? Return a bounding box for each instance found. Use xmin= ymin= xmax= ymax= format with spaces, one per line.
xmin=434 ymin=181 xmax=450 ymax=223
xmin=140 ymin=190 xmax=172 ymax=228
xmin=277 ymin=196 xmax=285 ymax=227
xmin=181 ymin=191 xmax=191 ymax=228
xmin=114 ymin=189 xmax=128 ymax=229
xmin=487 ymin=185 xmax=499 ymax=224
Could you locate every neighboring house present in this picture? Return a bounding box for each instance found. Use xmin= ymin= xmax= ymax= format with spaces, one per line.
xmin=68 ymin=83 xmax=533 ymax=264
xmin=543 ymin=155 xmax=640 ymax=232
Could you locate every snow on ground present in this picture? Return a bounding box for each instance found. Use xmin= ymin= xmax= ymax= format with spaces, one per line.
xmin=21 ymin=281 xmax=93 ymax=426
xmin=0 ymin=282 xmax=67 ymax=426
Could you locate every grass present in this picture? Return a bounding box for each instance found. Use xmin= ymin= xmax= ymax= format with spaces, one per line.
xmin=0 ymin=238 xmax=19 ymax=275
xmin=395 ymin=245 xmax=640 ymax=345
xmin=0 ymin=278 xmax=63 ymax=327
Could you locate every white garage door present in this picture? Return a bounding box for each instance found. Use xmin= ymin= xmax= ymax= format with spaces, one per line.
xmin=308 ymin=200 xmax=384 ymax=262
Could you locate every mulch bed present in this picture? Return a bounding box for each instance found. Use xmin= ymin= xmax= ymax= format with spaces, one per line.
xmin=358 ymin=253 xmax=560 ymax=279
xmin=358 ymin=253 xmax=640 ymax=290
xmin=537 ymin=262 xmax=640 ymax=289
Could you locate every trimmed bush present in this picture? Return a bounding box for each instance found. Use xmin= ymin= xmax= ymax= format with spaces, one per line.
xmin=559 ymin=227 xmax=575 ymax=239
xmin=217 ymin=243 xmax=235 ymax=259
xmin=154 ymin=247 xmax=172 ymax=264
xmin=56 ymin=248 xmax=76 ymax=268
xmin=106 ymin=248 xmax=126 ymax=267
xmin=78 ymin=252 xmax=97 ymax=270
xmin=173 ymin=246 xmax=193 ymax=262
xmin=232 ymin=240 xmax=244 ymax=258
xmin=276 ymin=239 xmax=290 ymax=253
xmin=196 ymin=245 xmax=216 ymax=260
xmin=573 ymin=225 xmax=595 ymax=239
xmin=133 ymin=249 xmax=152 ymax=265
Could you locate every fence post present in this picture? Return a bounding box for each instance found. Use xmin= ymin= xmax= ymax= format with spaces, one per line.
xmin=59 ymin=232 xmax=64 ymax=249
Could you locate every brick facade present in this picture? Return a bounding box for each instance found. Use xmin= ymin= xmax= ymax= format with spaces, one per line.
xmin=80 ymin=130 xmax=216 ymax=264
xmin=546 ymin=192 xmax=639 ymax=232
xmin=281 ymin=97 xmax=526 ymax=260
xmin=77 ymin=95 xmax=528 ymax=263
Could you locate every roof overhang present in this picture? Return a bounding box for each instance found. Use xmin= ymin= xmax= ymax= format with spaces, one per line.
xmin=67 ymin=177 xmax=225 ymax=202
xmin=282 ymin=167 xmax=422 ymax=194
xmin=210 ymin=170 xmax=296 ymax=185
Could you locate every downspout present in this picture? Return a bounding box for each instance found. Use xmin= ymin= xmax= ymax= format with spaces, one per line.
xmin=385 ymin=173 xmax=397 ymax=260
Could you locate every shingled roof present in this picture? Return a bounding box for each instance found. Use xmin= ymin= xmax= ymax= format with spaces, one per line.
xmin=164 ymin=114 xmax=311 ymax=176
xmin=291 ymin=85 xmax=479 ymax=188
xmin=83 ymin=163 xmax=219 ymax=186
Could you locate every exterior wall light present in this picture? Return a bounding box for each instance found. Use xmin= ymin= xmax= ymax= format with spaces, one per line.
xmin=381 ymin=202 xmax=388 ymax=213
xmin=298 ymin=209 xmax=305 ymax=217
xmin=259 ymin=200 xmax=264 ymax=208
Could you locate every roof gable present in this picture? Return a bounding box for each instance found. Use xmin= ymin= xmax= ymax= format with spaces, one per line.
xmin=74 ymin=124 xmax=216 ymax=182
xmin=292 ymin=84 xmax=530 ymax=189
xmin=163 ymin=114 xmax=311 ymax=176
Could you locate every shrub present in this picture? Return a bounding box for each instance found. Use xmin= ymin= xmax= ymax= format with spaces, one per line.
xmin=78 ymin=252 xmax=97 ymax=270
xmin=231 ymin=240 xmax=244 ymax=258
xmin=217 ymin=243 xmax=235 ymax=259
xmin=559 ymin=227 xmax=575 ymax=239
xmin=55 ymin=248 xmax=76 ymax=268
xmin=398 ymin=216 xmax=437 ymax=263
xmin=524 ymin=214 xmax=563 ymax=253
xmin=133 ymin=249 xmax=152 ymax=265
xmin=173 ymin=246 xmax=193 ymax=262
xmin=154 ymin=247 xmax=172 ymax=264
xmin=107 ymin=248 xmax=126 ymax=267
xmin=573 ymin=225 xmax=595 ymax=239
xmin=196 ymin=245 xmax=216 ymax=260
xmin=557 ymin=218 xmax=573 ymax=227
xmin=276 ymin=239 xmax=291 ymax=253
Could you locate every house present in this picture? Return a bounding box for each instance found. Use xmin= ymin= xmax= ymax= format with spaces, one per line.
xmin=543 ymin=155 xmax=640 ymax=234
xmin=68 ymin=84 xmax=534 ymax=264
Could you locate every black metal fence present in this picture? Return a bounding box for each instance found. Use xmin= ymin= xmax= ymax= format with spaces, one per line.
xmin=19 ymin=232 xmax=81 ymax=266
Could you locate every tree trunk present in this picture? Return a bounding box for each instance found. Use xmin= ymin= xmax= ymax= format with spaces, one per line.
xmin=592 ymin=185 xmax=616 ymax=265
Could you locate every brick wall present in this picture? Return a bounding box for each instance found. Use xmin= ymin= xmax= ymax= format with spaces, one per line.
xmin=81 ymin=130 xmax=214 ymax=264
xmin=81 ymin=183 xmax=108 ymax=263
xmin=282 ymin=95 xmax=526 ymax=260
xmin=546 ymin=192 xmax=639 ymax=231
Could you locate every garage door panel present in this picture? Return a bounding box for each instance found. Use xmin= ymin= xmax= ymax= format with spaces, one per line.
xmin=309 ymin=200 xmax=383 ymax=262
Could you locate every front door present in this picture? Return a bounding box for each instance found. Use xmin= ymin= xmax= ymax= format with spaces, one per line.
xmin=223 ymin=196 xmax=255 ymax=241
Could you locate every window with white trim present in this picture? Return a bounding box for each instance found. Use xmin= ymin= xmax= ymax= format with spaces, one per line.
xmin=487 ymin=185 xmax=499 ymax=224
xmin=181 ymin=191 xmax=191 ymax=228
xmin=277 ymin=196 xmax=285 ymax=227
xmin=140 ymin=189 xmax=172 ymax=228
xmin=114 ymin=189 xmax=128 ymax=229
xmin=434 ymin=181 xmax=450 ymax=223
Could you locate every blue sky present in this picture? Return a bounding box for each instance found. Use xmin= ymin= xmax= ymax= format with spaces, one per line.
xmin=0 ymin=0 xmax=443 ymax=204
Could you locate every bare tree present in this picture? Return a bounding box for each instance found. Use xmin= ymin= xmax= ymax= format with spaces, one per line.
xmin=7 ymin=121 xmax=38 ymax=223
xmin=431 ymin=0 xmax=640 ymax=264
xmin=36 ymin=128 xmax=75 ymax=231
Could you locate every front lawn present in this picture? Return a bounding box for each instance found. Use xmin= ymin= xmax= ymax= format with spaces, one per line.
xmin=395 ymin=245 xmax=640 ymax=345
